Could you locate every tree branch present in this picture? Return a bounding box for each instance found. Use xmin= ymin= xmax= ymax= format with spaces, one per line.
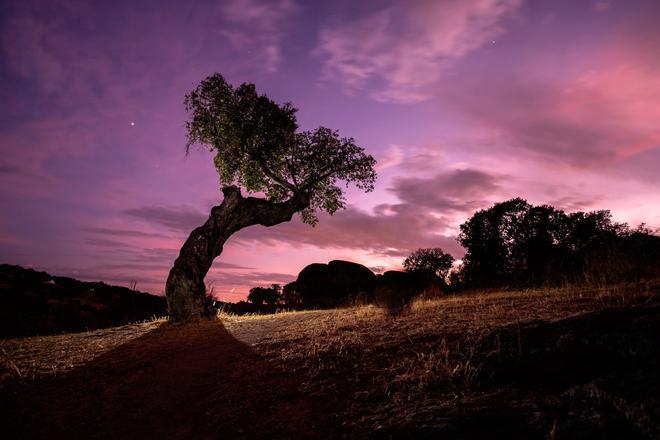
xmin=255 ymin=157 xmax=297 ymax=192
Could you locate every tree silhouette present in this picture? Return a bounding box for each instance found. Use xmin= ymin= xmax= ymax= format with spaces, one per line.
xmin=247 ymin=284 xmax=281 ymax=306
xmin=457 ymin=198 xmax=658 ymax=287
xmin=166 ymin=74 xmax=376 ymax=321
xmin=403 ymin=248 xmax=454 ymax=278
xmin=458 ymin=198 xmax=530 ymax=286
xmin=281 ymin=281 xmax=302 ymax=308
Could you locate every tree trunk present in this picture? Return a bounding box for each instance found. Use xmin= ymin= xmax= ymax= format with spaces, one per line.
xmin=165 ymin=186 xmax=309 ymax=322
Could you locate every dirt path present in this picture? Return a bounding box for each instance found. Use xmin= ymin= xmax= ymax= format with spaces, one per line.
xmin=2 ymin=316 xmax=343 ymax=439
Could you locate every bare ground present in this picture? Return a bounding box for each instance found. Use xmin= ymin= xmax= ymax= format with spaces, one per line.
xmin=1 ymin=281 xmax=659 ymax=439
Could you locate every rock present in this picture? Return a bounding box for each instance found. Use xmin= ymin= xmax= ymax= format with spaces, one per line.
xmin=374 ymin=271 xmax=445 ymax=313
xmin=296 ymin=260 xmax=377 ymax=308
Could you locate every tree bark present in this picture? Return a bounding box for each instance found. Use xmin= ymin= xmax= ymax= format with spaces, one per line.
xmin=165 ymin=186 xmax=309 ymax=322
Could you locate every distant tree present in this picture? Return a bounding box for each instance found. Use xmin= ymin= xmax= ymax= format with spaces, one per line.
xmin=166 ymin=73 xmax=376 ymax=322
xmin=281 ymin=281 xmax=302 ymax=308
xmin=247 ymin=284 xmax=282 ymax=306
xmin=458 ymin=198 xmax=530 ymax=286
xmin=446 ymin=263 xmax=465 ymax=289
xmin=457 ymin=198 xmax=659 ymax=287
xmin=403 ymin=248 xmax=455 ymax=278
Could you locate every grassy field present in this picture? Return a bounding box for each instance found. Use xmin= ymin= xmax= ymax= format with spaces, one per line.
xmin=243 ymin=281 xmax=660 ymax=437
xmin=2 ymin=280 xmax=659 ymax=438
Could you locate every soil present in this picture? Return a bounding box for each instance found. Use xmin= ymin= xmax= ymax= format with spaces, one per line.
xmin=2 ymin=285 xmax=659 ymax=439
xmin=1 ymin=315 xmax=344 ymax=439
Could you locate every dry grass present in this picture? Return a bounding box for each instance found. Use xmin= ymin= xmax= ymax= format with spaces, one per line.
xmin=0 ymin=317 xmax=165 ymax=384
xmin=2 ymin=280 xmax=659 ymax=436
xmin=246 ymin=280 xmax=660 ymax=432
xmin=3 ymin=281 xmax=656 ymax=387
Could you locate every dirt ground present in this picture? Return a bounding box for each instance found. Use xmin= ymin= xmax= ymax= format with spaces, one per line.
xmin=1 ymin=314 xmax=345 ymax=439
xmin=2 ymin=283 xmax=659 ymax=439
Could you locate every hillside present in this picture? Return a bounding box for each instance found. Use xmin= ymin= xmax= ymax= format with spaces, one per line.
xmin=0 ymin=265 xmax=167 ymax=337
xmin=1 ymin=281 xmax=659 ymax=438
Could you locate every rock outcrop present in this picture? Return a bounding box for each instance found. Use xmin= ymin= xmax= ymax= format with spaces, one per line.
xmin=295 ymin=261 xmax=446 ymax=311
xmin=374 ymin=271 xmax=445 ymax=313
xmin=296 ymin=260 xmax=377 ymax=308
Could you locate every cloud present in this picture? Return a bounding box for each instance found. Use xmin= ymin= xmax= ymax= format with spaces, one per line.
xmin=390 ymin=169 xmax=502 ymax=211
xmin=593 ymin=1 xmax=612 ymax=11
xmin=375 ymin=145 xmax=405 ymax=171
xmin=121 ymin=200 xmax=458 ymax=257
xmin=207 ymin=269 xmax=294 ymax=288
xmin=546 ymin=196 xmax=601 ymax=213
xmin=122 ymin=205 xmax=207 ymax=232
xmin=445 ymin=64 xmax=660 ymax=166
xmin=368 ymin=266 xmax=387 ymax=274
xmin=81 ymin=227 xmax=170 ymax=239
xmin=315 ymin=0 xmax=521 ymax=102
xmin=0 ymin=163 xmax=25 ymax=175
xmin=120 ymin=168 xmax=503 ymax=259
xmin=84 ymin=237 xmax=132 ymax=249
xmin=235 ymin=168 xmax=504 ymax=257
xmin=375 ymin=144 xmax=452 ymax=174
xmin=237 ymin=204 xmax=462 ymax=257
xmin=219 ymin=0 xmax=298 ymax=72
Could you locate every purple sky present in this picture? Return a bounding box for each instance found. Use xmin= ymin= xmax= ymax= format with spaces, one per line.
xmin=2 ymin=0 xmax=659 ymax=301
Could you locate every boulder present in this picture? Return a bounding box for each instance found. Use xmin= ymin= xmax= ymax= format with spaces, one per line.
xmin=374 ymin=271 xmax=445 ymax=313
xmin=296 ymin=260 xmax=377 ymax=308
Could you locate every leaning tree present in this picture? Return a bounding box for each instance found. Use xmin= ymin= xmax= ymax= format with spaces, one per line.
xmin=165 ymin=74 xmax=377 ymax=322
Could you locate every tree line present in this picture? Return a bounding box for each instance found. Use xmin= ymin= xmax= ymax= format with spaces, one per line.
xmin=407 ymin=198 xmax=660 ymax=290
xmin=244 ymin=198 xmax=660 ymax=308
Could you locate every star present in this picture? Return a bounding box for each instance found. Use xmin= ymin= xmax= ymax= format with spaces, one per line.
xmin=130 ymin=122 xmax=135 ymax=126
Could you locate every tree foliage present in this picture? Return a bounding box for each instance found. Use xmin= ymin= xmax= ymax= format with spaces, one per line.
xmin=403 ymin=248 xmax=455 ymax=278
xmin=247 ymin=284 xmax=282 ymax=306
xmin=184 ymin=73 xmax=377 ymax=225
xmin=281 ymin=281 xmax=302 ymax=308
xmin=457 ymin=198 xmax=660 ymax=287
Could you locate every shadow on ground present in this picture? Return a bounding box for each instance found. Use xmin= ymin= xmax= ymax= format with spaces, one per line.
xmin=1 ymin=319 xmax=343 ymax=439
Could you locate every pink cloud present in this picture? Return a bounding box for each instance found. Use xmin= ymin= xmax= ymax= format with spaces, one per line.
xmin=219 ymin=0 xmax=299 ymax=73
xmin=120 ymin=168 xmax=507 ymax=261
xmin=444 ymin=61 xmax=660 ymax=166
xmin=316 ymin=0 xmax=521 ymax=102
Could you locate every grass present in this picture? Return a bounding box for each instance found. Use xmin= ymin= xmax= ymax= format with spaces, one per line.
xmin=0 ymin=316 xmax=165 ymax=384
xmin=246 ymin=280 xmax=660 ymax=434
xmin=3 ymin=281 xmax=656 ymax=385
xmin=2 ymin=280 xmax=659 ymax=436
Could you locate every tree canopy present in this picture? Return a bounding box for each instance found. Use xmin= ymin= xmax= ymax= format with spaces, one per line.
xmin=457 ymin=198 xmax=660 ymax=287
xmin=184 ymin=73 xmax=377 ymax=225
xmin=247 ymin=284 xmax=282 ymax=306
xmin=403 ymin=248 xmax=455 ymax=278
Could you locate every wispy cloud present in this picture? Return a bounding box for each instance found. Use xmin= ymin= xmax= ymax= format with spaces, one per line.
xmin=219 ymin=0 xmax=298 ymax=72
xmin=390 ymin=169 xmax=503 ymax=211
xmin=122 ymin=205 xmax=207 ymax=232
xmin=120 ymin=168 xmax=504 ymax=259
xmin=445 ymin=64 xmax=660 ymax=166
xmin=315 ymin=0 xmax=521 ymax=102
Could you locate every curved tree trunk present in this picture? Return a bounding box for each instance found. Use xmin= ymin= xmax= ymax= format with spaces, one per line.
xmin=166 ymin=186 xmax=309 ymax=322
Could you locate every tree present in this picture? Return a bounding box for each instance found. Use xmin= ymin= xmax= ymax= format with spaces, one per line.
xmin=281 ymin=281 xmax=302 ymax=308
xmin=403 ymin=248 xmax=455 ymax=279
xmin=457 ymin=198 xmax=656 ymax=287
xmin=458 ymin=198 xmax=531 ymax=287
xmin=166 ymin=74 xmax=377 ymax=321
xmin=247 ymin=284 xmax=281 ymax=306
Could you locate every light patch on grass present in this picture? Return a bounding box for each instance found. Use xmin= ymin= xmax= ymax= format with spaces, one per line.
xmin=0 ymin=317 xmax=166 ymax=384
xmin=247 ymin=279 xmax=659 ymax=430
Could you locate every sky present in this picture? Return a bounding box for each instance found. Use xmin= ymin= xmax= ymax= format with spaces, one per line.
xmin=1 ymin=0 xmax=659 ymax=301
